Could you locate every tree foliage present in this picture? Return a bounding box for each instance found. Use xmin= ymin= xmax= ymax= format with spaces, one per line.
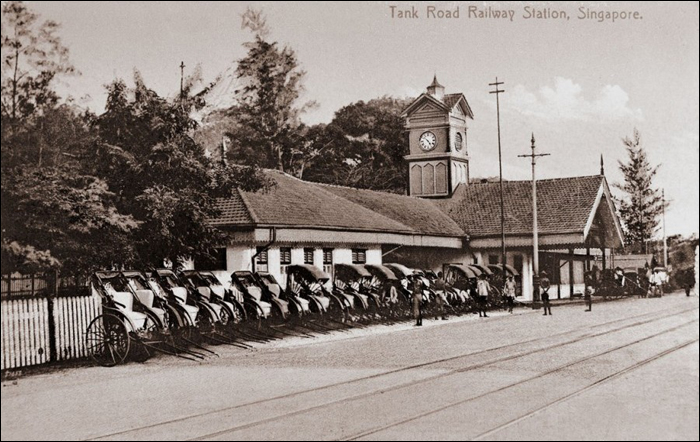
xmin=301 ymin=97 xmax=411 ymax=193
xmin=92 ymin=74 xmax=269 ymax=269
xmin=222 ymin=8 xmax=315 ymax=172
xmin=1 ymin=1 xmax=75 ymax=124
xmin=1 ymin=2 xmax=269 ymax=275
xmin=615 ymin=129 xmax=667 ymax=252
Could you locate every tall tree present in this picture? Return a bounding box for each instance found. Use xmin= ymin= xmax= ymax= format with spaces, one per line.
xmin=1 ymin=1 xmax=75 ymax=124
xmin=225 ymin=8 xmax=315 ymax=172
xmin=0 ymin=2 xmax=131 ymax=275
xmin=94 ymin=73 xmax=269 ymax=268
xmin=615 ymin=129 xmax=667 ymax=252
xmin=302 ymin=97 xmax=411 ymax=193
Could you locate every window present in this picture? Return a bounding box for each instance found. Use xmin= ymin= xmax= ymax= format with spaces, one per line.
xmin=352 ymin=248 xmax=366 ymax=264
xmin=255 ymin=247 xmax=268 ymax=273
xmin=488 ymin=254 xmax=500 ymax=265
xmin=323 ymin=248 xmax=334 ymax=275
xmin=280 ymin=247 xmax=291 ymax=275
xmin=280 ymin=248 xmax=292 ymax=264
xmin=304 ymin=248 xmax=315 ymax=265
xmin=199 ymin=248 xmax=226 ymax=271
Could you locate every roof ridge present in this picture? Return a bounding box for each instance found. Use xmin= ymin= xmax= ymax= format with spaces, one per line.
xmin=256 ymin=169 xmax=417 ymax=234
xmin=236 ymin=188 xmax=259 ymax=223
xmin=469 ymin=175 xmax=602 ymax=185
xmin=314 ymin=180 xmax=426 ymax=199
xmin=307 ymin=180 xmax=417 ymax=234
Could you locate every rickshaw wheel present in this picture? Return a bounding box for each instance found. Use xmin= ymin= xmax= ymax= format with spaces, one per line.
xmin=327 ymin=300 xmax=348 ymax=324
xmin=196 ymin=308 xmax=217 ymax=343
xmin=86 ymin=313 xmax=130 ymax=367
xmin=270 ymin=303 xmax=287 ymax=326
xmin=229 ymin=302 xmax=246 ymax=324
xmin=246 ymin=305 xmax=264 ymax=331
xmin=218 ymin=304 xmax=233 ymax=328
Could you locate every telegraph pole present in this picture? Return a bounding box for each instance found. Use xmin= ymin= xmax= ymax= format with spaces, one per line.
xmin=489 ymin=78 xmax=507 ymax=285
xmin=518 ymin=134 xmax=550 ymax=306
xmin=663 ymin=188 xmax=668 ymax=267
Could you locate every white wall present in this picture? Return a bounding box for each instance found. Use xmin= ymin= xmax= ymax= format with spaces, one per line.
xmin=366 ymin=249 xmax=382 ymax=265
xmin=334 ymin=248 xmax=352 ymax=264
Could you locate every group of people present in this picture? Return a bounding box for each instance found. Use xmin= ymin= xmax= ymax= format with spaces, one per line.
xmin=409 ymin=271 xmax=518 ymax=326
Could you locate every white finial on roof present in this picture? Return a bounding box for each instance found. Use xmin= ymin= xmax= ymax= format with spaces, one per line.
xmin=427 ymin=74 xmax=445 ymax=99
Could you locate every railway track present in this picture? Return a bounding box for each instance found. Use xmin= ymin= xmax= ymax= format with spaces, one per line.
xmin=86 ymin=304 xmax=698 ymax=441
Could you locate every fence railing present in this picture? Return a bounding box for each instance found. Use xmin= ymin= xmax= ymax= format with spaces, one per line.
xmin=1 ymin=273 xmax=100 ymax=371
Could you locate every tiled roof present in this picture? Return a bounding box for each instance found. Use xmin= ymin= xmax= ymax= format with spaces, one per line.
xmin=213 ymin=170 xmax=609 ymax=243
xmin=321 ymin=185 xmax=464 ymax=237
xmin=212 ymin=171 xmax=413 ymax=234
xmin=436 ymin=176 xmax=605 ymax=238
xmin=212 ymin=189 xmax=254 ymax=225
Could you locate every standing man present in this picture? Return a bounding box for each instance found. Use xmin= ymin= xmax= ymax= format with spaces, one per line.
xmin=540 ymin=271 xmax=552 ymax=316
xmin=504 ymin=275 xmax=516 ymax=314
xmin=411 ymin=275 xmax=423 ymax=326
xmin=584 ymin=270 xmax=594 ymax=312
xmin=477 ymin=273 xmax=490 ymax=318
xmin=434 ymin=271 xmax=448 ymax=320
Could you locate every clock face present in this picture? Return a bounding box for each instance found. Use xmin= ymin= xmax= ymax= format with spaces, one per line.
xmin=454 ymin=132 xmax=463 ymax=151
xmin=419 ymin=131 xmax=437 ymax=151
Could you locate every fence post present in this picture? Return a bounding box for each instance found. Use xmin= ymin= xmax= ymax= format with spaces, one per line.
xmin=47 ymin=270 xmax=58 ymax=362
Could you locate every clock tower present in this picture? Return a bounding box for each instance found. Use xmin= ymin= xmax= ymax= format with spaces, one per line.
xmin=402 ymin=76 xmax=473 ymax=197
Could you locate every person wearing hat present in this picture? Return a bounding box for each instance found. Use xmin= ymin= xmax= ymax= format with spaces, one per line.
xmin=434 ymin=271 xmax=448 ymax=320
xmin=411 ymin=275 xmax=423 ymax=326
xmin=504 ymin=275 xmax=516 ymax=314
xmin=540 ymin=270 xmax=552 ymax=316
xmin=476 ymin=273 xmax=490 ymax=317
xmin=584 ymin=270 xmax=594 ymax=312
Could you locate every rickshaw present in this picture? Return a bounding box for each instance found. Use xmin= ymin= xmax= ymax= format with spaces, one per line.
xmin=384 ymin=263 xmax=416 ymax=312
xmin=257 ymin=271 xmax=312 ymax=319
xmin=285 ymin=264 xmax=349 ymax=324
xmin=150 ymin=269 xmax=226 ymax=344
xmin=597 ymin=268 xmax=635 ymax=299
xmin=443 ymin=264 xmax=479 ymax=313
xmin=333 ymin=264 xmax=376 ymax=319
xmin=86 ymin=271 xmax=199 ymax=366
xmin=364 ymin=264 xmax=408 ymax=319
xmin=232 ymin=270 xmax=292 ymax=326
xmin=180 ymin=270 xmax=245 ymax=327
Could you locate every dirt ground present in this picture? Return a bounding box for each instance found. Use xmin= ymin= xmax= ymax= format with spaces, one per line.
xmin=2 ymin=292 xmax=698 ymax=441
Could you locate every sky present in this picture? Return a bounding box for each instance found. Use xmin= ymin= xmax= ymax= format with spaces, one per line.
xmin=25 ymin=1 xmax=700 ymax=238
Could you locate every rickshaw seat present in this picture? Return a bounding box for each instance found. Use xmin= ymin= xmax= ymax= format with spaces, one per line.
xmin=133 ymin=289 xmax=167 ymax=324
xmin=134 ymin=289 xmax=155 ymax=308
xmin=210 ymin=285 xmax=226 ymax=300
xmin=203 ymin=301 xmax=222 ymax=319
xmin=171 ymin=287 xmax=189 ymax=304
xmin=111 ymin=290 xmax=134 ymax=311
xmin=264 ymin=282 xmax=282 ymax=297
xmin=197 ymin=286 xmax=212 ymax=301
xmin=293 ymin=295 xmax=311 ymax=312
xmin=247 ymin=286 xmax=263 ymax=301
xmin=258 ymin=300 xmax=272 ymax=317
xmin=310 ymin=295 xmax=330 ymax=311
xmin=181 ymin=303 xmax=199 ymax=324
xmin=122 ymin=310 xmax=148 ymax=331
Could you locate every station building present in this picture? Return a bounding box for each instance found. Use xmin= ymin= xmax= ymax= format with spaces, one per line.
xmin=206 ymin=77 xmax=624 ymax=300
